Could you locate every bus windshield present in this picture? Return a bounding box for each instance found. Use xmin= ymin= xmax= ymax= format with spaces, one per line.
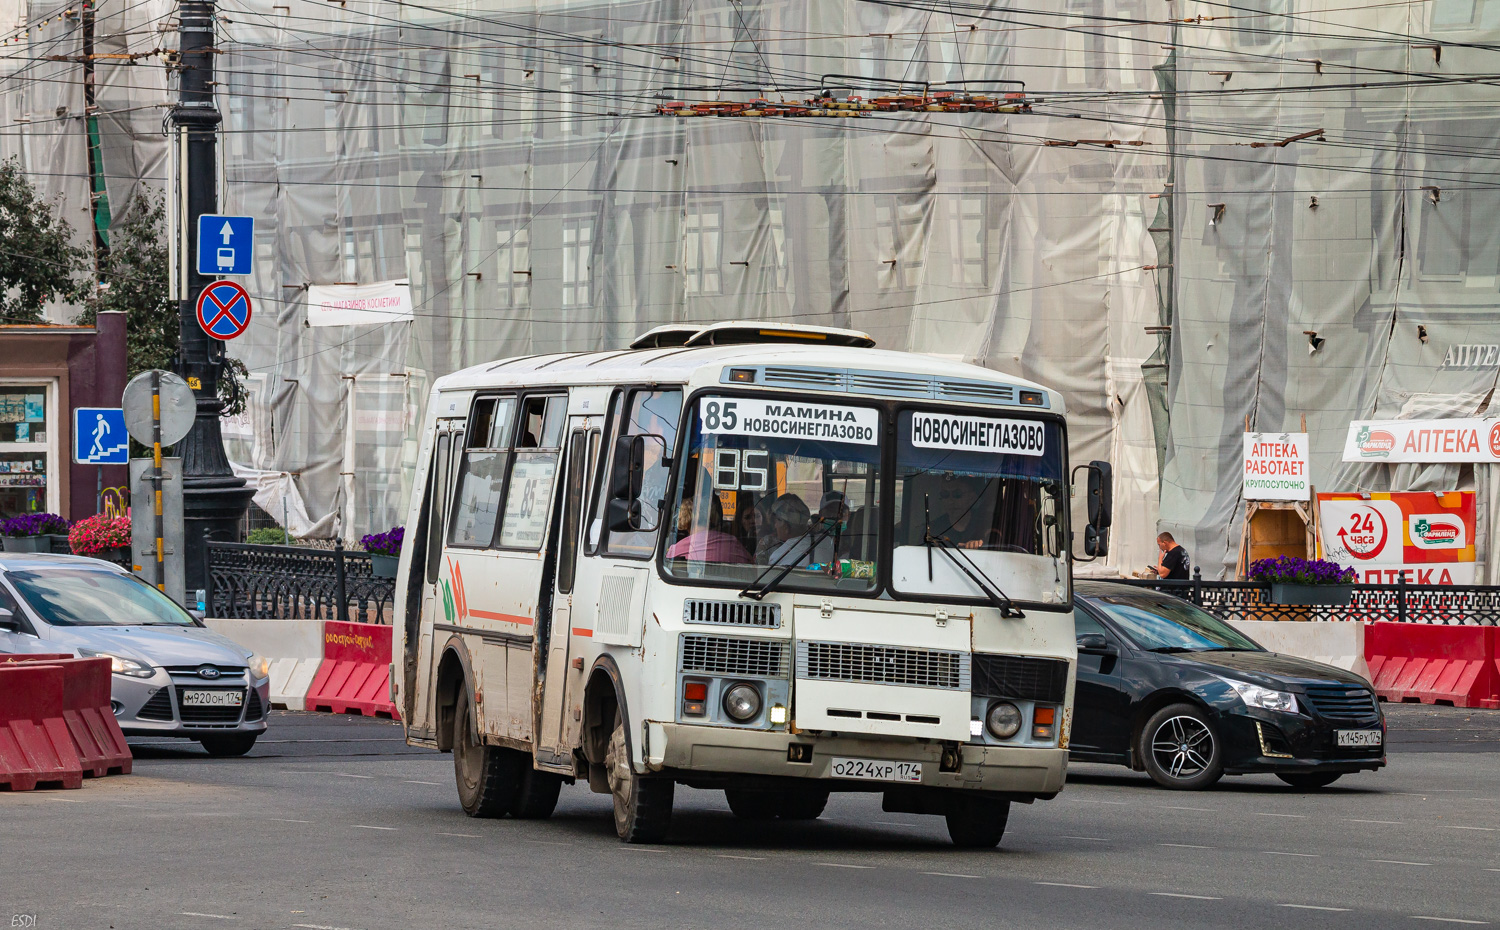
xmin=891 ymin=409 xmax=1069 ymax=606
xmin=662 ymin=396 xmax=882 ymax=593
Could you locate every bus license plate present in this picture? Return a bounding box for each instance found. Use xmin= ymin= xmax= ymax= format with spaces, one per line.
xmin=830 ymin=757 xmax=922 ymax=783
xmin=1336 ymin=729 xmax=1381 ymax=747
xmin=181 ymin=690 xmax=243 ymax=707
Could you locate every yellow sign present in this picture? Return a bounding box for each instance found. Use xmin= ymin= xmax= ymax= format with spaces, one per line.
xmin=187 ymin=376 xmax=202 ymax=390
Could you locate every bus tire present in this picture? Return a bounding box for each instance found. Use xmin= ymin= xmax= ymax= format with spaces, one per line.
xmin=509 ymin=766 xmax=564 ymax=819
xmin=724 ymin=789 xmax=778 ymax=820
xmin=944 ymin=795 xmax=1010 ymax=848
xmin=779 ymin=788 xmax=830 ymax=821
xmin=607 ymin=710 xmax=673 ymax=843
xmin=453 ymin=687 xmax=521 ymax=818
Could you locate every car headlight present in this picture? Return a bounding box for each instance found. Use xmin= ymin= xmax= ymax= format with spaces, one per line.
xmin=246 ymin=654 xmax=269 ymax=681
xmin=1222 ymin=677 xmax=1298 ymax=714
xmin=78 ymin=649 xmax=155 ymax=679
xmin=722 ymin=683 xmax=762 ymax=722
xmin=986 ymin=701 xmax=1023 ymax=740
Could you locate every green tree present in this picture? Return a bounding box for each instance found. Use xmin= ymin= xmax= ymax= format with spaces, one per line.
xmin=77 ymin=191 xmax=248 ymax=415
xmin=0 ymin=157 xmax=88 ymax=322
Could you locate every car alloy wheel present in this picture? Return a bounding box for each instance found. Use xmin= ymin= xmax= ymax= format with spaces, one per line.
xmin=1141 ymin=702 xmax=1223 ymax=790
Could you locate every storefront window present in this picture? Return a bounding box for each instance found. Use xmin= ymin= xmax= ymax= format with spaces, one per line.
xmin=0 ymin=387 xmax=50 ymax=519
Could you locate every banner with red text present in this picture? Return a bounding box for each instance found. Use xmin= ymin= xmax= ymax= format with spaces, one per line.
xmin=1342 ymin=419 xmax=1500 ymax=463
xmin=1243 ymin=432 xmax=1310 ymax=501
xmin=1317 ymin=491 xmax=1476 ymax=585
xmin=307 ymin=280 xmax=413 ymax=327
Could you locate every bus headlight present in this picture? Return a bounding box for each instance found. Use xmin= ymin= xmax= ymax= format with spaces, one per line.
xmin=722 ymin=683 xmax=762 ymax=722
xmin=986 ymin=701 xmax=1023 ymax=740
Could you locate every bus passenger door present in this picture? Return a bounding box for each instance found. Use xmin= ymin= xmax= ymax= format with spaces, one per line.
xmin=536 ymin=420 xmax=596 ymax=767
xmin=412 ymin=420 xmax=461 ymax=737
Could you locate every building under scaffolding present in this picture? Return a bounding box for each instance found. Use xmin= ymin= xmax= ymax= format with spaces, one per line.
xmin=3 ymin=0 xmax=1498 ymax=580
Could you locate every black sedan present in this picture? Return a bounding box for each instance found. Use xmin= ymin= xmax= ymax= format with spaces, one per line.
xmin=1069 ymin=582 xmax=1386 ymax=790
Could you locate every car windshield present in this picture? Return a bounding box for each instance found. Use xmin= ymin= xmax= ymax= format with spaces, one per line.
xmin=661 ymin=395 xmax=881 ymax=593
xmin=1088 ymin=591 xmax=1261 ymax=652
xmin=7 ymin=568 xmax=197 ymax=627
xmin=891 ymin=409 xmax=1068 ymax=605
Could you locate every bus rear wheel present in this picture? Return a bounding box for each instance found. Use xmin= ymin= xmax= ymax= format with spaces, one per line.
xmin=606 ymin=710 xmax=672 ymax=843
xmin=944 ymin=795 xmax=1010 ymax=848
xmin=453 ymin=687 xmax=520 ymax=818
xmin=509 ymin=766 xmax=564 ymax=819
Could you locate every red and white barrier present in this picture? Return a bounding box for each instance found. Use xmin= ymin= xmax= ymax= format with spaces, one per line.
xmin=1366 ymin=622 xmax=1500 ymax=709
xmin=206 ymin=618 xmax=398 ymax=719
xmin=204 ymin=619 xmax=324 ymax=710
xmin=0 ymin=656 xmax=130 ymax=790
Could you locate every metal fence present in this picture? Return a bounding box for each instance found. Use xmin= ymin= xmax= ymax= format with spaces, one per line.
xmin=206 ymin=541 xmax=396 ymax=624
xmin=1112 ymin=572 xmax=1500 ymax=625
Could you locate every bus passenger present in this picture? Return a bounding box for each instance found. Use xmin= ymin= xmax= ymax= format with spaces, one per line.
xmin=666 ymin=496 xmax=751 ymax=564
xmin=764 ymin=493 xmax=835 ymax=567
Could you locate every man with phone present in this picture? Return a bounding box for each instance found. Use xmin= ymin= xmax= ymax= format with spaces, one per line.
xmin=1151 ymin=531 xmax=1191 ymax=579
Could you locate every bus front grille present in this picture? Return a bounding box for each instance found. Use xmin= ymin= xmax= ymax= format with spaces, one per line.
xmin=680 ymin=634 xmax=789 ymax=678
xmin=796 ymin=641 xmax=971 ymax=690
xmin=683 ymin=599 xmax=781 ymax=628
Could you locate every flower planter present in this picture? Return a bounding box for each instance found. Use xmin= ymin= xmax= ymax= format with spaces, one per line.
xmin=1270 ymin=583 xmax=1353 ymax=606
xmin=1 ymin=535 xmax=45 ymax=553
xmin=370 ymin=553 xmax=399 ymax=578
xmin=43 ymin=534 xmax=70 ymax=554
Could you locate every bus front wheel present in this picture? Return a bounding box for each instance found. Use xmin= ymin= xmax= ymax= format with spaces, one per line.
xmin=453 ymin=687 xmax=521 ymax=818
xmin=944 ymin=795 xmax=1010 ymax=848
xmin=606 ymin=710 xmax=673 ymax=843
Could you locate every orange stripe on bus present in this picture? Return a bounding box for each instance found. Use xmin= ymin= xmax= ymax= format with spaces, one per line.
xmin=571 ymin=628 xmax=593 ymax=638
xmin=469 ymin=609 xmax=533 ymax=625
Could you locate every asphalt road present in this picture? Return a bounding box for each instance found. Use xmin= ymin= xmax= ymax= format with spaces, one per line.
xmin=5 ymin=705 xmax=1499 ymax=930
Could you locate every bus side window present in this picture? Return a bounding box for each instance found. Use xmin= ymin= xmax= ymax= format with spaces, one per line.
xmin=424 ymin=430 xmax=452 ymax=584
xmin=449 ymin=396 xmax=517 ymax=548
xmin=556 ymin=430 xmax=589 ymax=594
xmin=497 ymin=395 xmax=566 ymax=550
xmin=599 ymin=387 xmax=682 ymax=558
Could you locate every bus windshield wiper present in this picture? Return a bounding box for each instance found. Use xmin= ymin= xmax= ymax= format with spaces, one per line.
xmin=922 ymin=494 xmax=1024 ymax=618
xmin=924 ymin=531 xmax=1026 ymax=619
xmin=739 ymin=518 xmax=842 ymax=601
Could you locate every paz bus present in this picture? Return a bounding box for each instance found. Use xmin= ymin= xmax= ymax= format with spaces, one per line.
xmin=392 ymin=322 xmax=1112 ymax=847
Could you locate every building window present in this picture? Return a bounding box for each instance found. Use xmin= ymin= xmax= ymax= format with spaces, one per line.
xmin=1432 ymin=0 xmax=1483 ymax=28
xmin=558 ymin=65 xmax=579 ymax=136
xmin=1236 ymin=0 xmax=1287 ymax=47
xmin=562 ymin=219 xmax=592 ymax=308
xmin=496 ymin=224 xmax=531 ymax=309
xmin=876 ymin=196 xmax=925 ymax=289
xmin=768 ymin=204 xmax=788 ymax=288
xmin=0 ymin=383 xmax=54 ymax=519
xmin=683 ymin=206 xmax=722 ymax=296
xmin=950 ymin=196 xmax=987 ymax=286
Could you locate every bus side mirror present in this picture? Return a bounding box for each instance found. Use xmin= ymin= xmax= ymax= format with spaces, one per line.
xmin=606 ymin=435 xmax=663 ymax=533
xmin=1073 ymin=460 xmax=1113 ymax=559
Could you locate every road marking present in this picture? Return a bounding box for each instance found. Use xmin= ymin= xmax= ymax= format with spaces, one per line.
xmin=717 ymin=855 xmax=766 ymax=861
xmin=270 ymin=818 xmax=313 ymax=824
xmin=1410 ymin=918 xmax=1489 ymax=925
xmin=437 ymin=832 xmax=480 ymax=838
xmin=352 ymin=825 xmax=397 ymax=831
xmin=871 ymin=821 xmax=920 ymax=827
xmin=1371 ymin=860 xmax=1431 ymax=866
xmin=923 ymin=872 xmax=980 ymax=879
xmin=1060 ymin=836 xmax=1110 ymax=842
xmin=403 ymin=780 xmax=441 ymax=786
xmin=1035 ymin=882 xmax=1097 ymax=889
xmin=49 ymin=798 xmax=85 ymax=803
xmin=1159 ymin=806 xmax=1213 ymax=812
xmin=1254 ymin=812 xmax=1307 ymax=819
xmin=1264 ymin=851 xmax=1320 ymax=858
xmin=330 ymin=774 xmax=375 ymax=779
xmin=1150 ymin=893 xmax=1221 ymax=900
xmin=622 ymin=847 xmax=667 ymax=853
xmin=1280 ymin=905 xmax=1352 ymax=912
xmin=1161 ymin=844 xmax=1215 ymax=850
xmin=292 ymin=924 xmax=365 ymax=930
xmin=817 ymin=862 xmax=876 ymax=869
xmin=1445 ymin=826 xmax=1496 ymax=831
xmin=1071 ymin=799 xmax=1127 ymax=805
xmin=1349 ymin=819 xmax=1402 ymax=825
xmin=1485 ymin=869 xmax=1500 ymax=873
xmin=180 ymin=913 xmax=236 ymax=920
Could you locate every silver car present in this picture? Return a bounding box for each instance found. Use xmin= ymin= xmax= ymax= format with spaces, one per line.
xmin=0 ymin=552 xmax=270 ymax=756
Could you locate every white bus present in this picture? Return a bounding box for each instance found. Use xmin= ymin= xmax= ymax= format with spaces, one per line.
xmin=393 ymin=322 xmax=1112 ymax=847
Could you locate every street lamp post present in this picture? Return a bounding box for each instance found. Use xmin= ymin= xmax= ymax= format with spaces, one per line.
xmin=170 ymin=0 xmax=252 ymax=597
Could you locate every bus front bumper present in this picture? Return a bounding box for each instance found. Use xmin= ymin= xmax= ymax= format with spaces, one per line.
xmin=650 ymin=722 xmax=1066 ymax=797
